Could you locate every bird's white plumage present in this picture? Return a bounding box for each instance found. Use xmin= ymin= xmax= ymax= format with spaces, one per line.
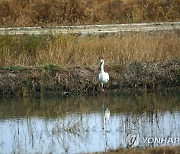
xmin=99 ymin=59 xmax=109 ymax=87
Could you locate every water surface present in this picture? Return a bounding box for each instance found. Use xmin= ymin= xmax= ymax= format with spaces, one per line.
xmin=0 ymin=90 xmax=180 ymax=153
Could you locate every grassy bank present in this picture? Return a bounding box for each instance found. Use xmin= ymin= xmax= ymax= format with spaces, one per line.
xmin=0 ymin=31 xmax=179 ymax=96
xmin=0 ymin=0 xmax=179 ymax=27
xmin=0 ymin=61 xmax=179 ymax=97
xmin=106 ymin=146 xmax=180 ymax=154
xmin=0 ymin=31 xmax=179 ymax=67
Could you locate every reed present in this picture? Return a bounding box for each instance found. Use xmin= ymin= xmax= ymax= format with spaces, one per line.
xmin=0 ymin=31 xmax=179 ymax=67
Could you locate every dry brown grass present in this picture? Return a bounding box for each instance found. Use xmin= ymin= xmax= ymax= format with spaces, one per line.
xmin=107 ymin=146 xmax=180 ymax=154
xmin=0 ymin=0 xmax=179 ymax=27
xmin=0 ymin=31 xmax=179 ymax=67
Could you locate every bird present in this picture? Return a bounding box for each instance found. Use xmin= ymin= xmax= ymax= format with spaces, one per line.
xmin=99 ymin=59 xmax=109 ymax=90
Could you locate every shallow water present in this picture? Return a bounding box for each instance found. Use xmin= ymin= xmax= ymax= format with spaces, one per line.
xmin=0 ymin=90 xmax=180 ymax=153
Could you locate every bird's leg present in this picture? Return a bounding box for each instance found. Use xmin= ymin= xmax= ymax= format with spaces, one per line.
xmin=105 ymin=83 xmax=109 ymax=94
xmin=101 ymin=84 xmax=104 ymax=92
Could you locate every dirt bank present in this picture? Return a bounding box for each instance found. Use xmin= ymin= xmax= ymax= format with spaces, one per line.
xmin=105 ymin=146 xmax=180 ymax=154
xmin=0 ymin=61 xmax=179 ymax=97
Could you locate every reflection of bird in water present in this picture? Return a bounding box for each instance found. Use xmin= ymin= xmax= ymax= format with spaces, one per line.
xmin=104 ymin=108 xmax=110 ymax=123
xmin=103 ymin=107 xmax=111 ymax=151
xmin=99 ymin=59 xmax=109 ymax=91
xmin=102 ymin=106 xmax=110 ymax=128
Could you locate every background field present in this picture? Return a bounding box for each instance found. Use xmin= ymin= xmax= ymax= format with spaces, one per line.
xmin=0 ymin=0 xmax=179 ymax=27
xmin=0 ymin=0 xmax=179 ymax=67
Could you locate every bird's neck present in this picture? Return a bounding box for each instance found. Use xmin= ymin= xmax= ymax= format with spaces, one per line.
xmin=101 ymin=64 xmax=104 ymax=73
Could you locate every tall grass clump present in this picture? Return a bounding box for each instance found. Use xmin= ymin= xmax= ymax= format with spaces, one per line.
xmin=0 ymin=0 xmax=179 ymax=27
xmin=0 ymin=34 xmax=49 ymax=66
xmin=0 ymin=31 xmax=179 ymax=67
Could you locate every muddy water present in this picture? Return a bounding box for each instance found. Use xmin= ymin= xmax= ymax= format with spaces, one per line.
xmin=0 ymin=90 xmax=180 ymax=153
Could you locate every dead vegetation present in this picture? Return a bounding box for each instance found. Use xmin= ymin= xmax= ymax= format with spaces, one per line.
xmin=0 ymin=30 xmax=179 ymax=97
xmin=106 ymin=146 xmax=180 ymax=154
xmin=0 ymin=60 xmax=179 ymax=97
xmin=0 ymin=31 xmax=179 ymax=67
xmin=0 ymin=0 xmax=179 ymax=27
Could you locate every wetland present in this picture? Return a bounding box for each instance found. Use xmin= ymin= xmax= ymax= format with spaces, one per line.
xmin=0 ymin=89 xmax=180 ymax=153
